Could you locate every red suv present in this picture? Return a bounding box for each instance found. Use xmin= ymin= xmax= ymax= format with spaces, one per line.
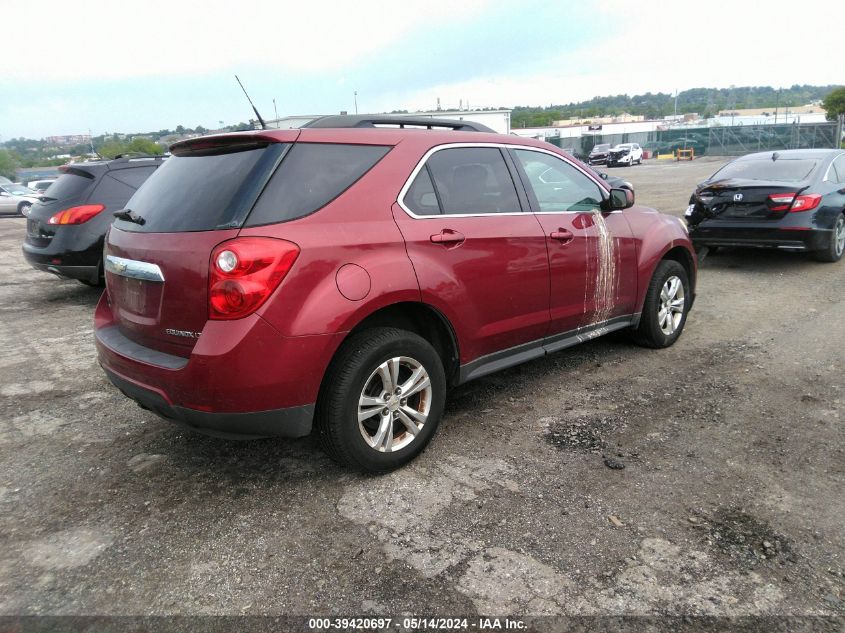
xmin=95 ymin=116 xmax=695 ymax=471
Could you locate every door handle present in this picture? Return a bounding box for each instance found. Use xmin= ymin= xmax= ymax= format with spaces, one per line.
xmin=550 ymin=229 xmax=574 ymax=244
xmin=430 ymin=229 xmax=465 ymax=245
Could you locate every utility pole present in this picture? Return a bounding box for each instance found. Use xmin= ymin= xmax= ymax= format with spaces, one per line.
xmin=774 ymin=88 xmax=781 ymax=125
xmin=674 ymin=89 xmax=678 ymax=119
xmin=273 ymin=99 xmax=279 ymax=124
xmin=354 ymin=91 xmax=358 ymax=115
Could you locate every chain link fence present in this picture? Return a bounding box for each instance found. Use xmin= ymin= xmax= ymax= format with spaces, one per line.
xmin=550 ymin=121 xmax=842 ymax=158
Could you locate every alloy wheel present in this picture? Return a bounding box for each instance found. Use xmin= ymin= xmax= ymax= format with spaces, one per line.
xmin=357 ymin=356 xmax=432 ymax=452
xmin=835 ymin=215 xmax=845 ymax=258
xmin=658 ymin=275 xmax=685 ymax=335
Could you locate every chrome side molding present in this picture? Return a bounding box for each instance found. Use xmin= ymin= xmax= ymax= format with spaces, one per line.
xmin=105 ymin=255 xmax=165 ymax=282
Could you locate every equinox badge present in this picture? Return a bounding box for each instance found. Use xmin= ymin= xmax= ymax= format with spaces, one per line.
xmin=165 ymin=328 xmax=202 ymax=339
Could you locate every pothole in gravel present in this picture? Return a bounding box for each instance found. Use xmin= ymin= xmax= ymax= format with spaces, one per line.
xmin=699 ymin=508 xmax=793 ymax=567
xmin=542 ymin=415 xmax=619 ymax=453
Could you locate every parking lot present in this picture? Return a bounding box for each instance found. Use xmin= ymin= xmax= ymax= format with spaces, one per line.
xmin=0 ymin=156 xmax=842 ymax=618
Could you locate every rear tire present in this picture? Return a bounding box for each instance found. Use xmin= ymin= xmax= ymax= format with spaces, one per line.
xmin=18 ymin=202 xmax=31 ymax=217
xmin=632 ymin=260 xmax=691 ymax=349
xmin=811 ymin=213 xmax=845 ymax=263
xmin=315 ymin=327 xmax=446 ymax=472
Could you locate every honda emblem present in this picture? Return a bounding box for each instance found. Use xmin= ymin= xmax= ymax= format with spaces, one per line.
xmin=733 ymin=193 xmax=744 ymax=202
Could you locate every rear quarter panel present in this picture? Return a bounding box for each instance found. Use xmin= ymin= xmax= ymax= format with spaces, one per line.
xmin=240 ymin=140 xmax=422 ymax=338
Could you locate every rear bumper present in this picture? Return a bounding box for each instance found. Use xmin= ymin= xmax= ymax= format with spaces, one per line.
xmin=94 ymin=293 xmax=345 ymax=439
xmin=102 ymin=366 xmax=314 ymax=439
xmin=22 ymin=232 xmax=102 ymax=283
xmin=690 ymin=223 xmax=830 ymax=252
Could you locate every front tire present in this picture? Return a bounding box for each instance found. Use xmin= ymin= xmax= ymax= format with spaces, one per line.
xmin=812 ymin=213 xmax=845 ymax=263
xmin=18 ymin=202 xmax=31 ymax=217
xmin=632 ymin=260 xmax=691 ymax=348
xmin=315 ymin=327 xmax=446 ymax=472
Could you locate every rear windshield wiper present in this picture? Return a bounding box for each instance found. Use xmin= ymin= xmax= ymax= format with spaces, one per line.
xmin=113 ymin=208 xmax=145 ymax=225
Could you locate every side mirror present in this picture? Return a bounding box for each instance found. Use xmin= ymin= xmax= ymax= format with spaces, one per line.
xmin=0 ymin=192 xmax=9 ymax=197
xmin=605 ymin=187 xmax=634 ymax=210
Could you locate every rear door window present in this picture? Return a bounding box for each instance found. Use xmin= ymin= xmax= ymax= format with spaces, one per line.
xmin=830 ymin=155 xmax=845 ymax=184
xmin=245 ymin=143 xmax=390 ymax=226
xmin=404 ymin=167 xmax=442 ymax=216
xmin=424 ymin=147 xmax=521 ymax=215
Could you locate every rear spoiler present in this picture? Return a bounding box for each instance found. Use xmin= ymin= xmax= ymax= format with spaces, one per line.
xmin=170 ymin=130 xmax=300 ymax=157
xmin=58 ymin=165 xmax=96 ymax=179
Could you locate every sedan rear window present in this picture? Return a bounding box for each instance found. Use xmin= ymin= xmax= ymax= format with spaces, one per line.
xmin=713 ymin=158 xmax=820 ymax=183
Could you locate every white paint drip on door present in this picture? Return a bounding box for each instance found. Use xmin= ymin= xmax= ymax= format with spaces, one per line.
xmin=583 ymin=211 xmax=619 ymax=339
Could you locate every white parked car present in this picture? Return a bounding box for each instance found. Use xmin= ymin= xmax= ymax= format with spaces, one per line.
xmin=26 ymin=179 xmax=57 ymax=194
xmin=0 ymin=183 xmax=40 ymax=216
xmin=607 ymin=143 xmax=643 ymax=167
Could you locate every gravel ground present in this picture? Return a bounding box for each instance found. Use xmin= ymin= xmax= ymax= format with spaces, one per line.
xmin=0 ymin=156 xmax=843 ymax=621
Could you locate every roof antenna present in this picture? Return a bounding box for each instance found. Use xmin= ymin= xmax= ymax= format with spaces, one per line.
xmin=235 ymin=75 xmax=267 ymax=130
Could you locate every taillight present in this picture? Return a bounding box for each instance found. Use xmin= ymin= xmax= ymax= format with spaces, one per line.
xmin=789 ymin=193 xmax=822 ymax=212
xmin=209 ymin=237 xmax=299 ymax=320
xmin=767 ymin=193 xmax=796 ymax=212
xmin=48 ymin=204 xmax=105 ymax=225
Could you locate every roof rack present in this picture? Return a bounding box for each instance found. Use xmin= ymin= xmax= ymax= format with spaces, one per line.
xmin=302 ymin=115 xmax=495 ymax=133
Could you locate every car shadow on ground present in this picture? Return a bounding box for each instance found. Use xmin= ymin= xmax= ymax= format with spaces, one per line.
xmin=126 ymin=335 xmax=625 ymax=483
xmin=698 ymin=246 xmax=825 ymax=272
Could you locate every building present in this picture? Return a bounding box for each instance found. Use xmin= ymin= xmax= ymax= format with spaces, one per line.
xmin=45 ymin=134 xmax=91 ymax=147
xmin=553 ymin=113 xmax=645 ymax=127
xmin=717 ymin=104 xmax=825 ymax=117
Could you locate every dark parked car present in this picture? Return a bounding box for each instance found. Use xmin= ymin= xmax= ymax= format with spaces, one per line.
xmin=95 ymin=116 xmax=695 ymax=471
xmin=22 ymin=155 xmax=165 ymax=285
xmin=686 ymin=149 xmax=845 ymax=262
xmin=588 ymin=143 xmax=611 ymax=165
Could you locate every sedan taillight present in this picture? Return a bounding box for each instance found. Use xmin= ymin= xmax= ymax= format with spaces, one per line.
xmin=208 ymin=237 xmax=300 ymax=320
xmin=789 ymin=193 xmax=822 ymax=212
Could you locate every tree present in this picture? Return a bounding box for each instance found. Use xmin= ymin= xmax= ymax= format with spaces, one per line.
xmin=96 ymin=137 xmax=163 ymax=159
xmin=0 ymin=149 xmax=20 ymax=180
xmin=127 ymin=138 xmax=164 ymax=155
xmin=96 ymin=140 xmax=127 ymax=159
xmin=822 ymin=87 xmax=845 ymax=121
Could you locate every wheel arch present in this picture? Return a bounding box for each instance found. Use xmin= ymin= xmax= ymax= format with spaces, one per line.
xmin=341 ymin=301 xmax=461 ymax=385
xmin=661 ymin=245 xmax=696 ymax=296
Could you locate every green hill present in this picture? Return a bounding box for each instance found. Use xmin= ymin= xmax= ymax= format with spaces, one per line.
xmin=511 ymin=84 xmax=840 ymax=127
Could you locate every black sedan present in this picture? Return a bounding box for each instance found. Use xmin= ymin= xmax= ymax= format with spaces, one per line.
xmin=686 ymin=149 xmax=845 ymax=262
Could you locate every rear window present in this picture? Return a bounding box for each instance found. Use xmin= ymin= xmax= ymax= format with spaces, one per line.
xmin=245 ymin=143 xmax=390 ymax=226
xmin=115 ymin=147 xmax=276 ymax=233
xmin=41 ymin=173 xmax=93 ymax=200
xmin=712 ymin=158 xmax=820 ymax=183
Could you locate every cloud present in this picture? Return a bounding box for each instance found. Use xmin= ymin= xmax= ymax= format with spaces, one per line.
xmin=6 ymin=0 xmax=491 ymax=82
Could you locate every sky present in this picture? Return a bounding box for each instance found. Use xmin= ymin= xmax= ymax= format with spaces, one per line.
xmin=1 ymin=0 xmax=841 ymax=140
